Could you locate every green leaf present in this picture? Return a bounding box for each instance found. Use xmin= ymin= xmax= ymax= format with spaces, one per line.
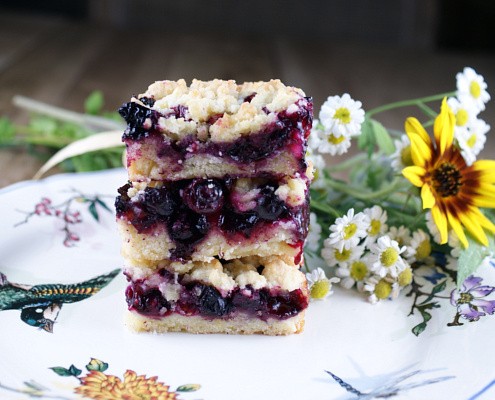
xmin=370 ymin=119 xmax=395 ymax=155
xmin=418 ymin=280 xmax=447 ymax=305
xmin=176 ymin=384 xmax=201 ymax=392
xmin=96 ymin=198 xmax=112 ymax=212
xmin=68 ymin=365 xmax=82 ymax=377
xmin=412 ymin=321 xmax=427 ymax=336
xmin=457 ymin=234 xmax=495 ymax=287
xmin=84 ymin=90 xmax=104 ymax=115
xmin=50 ymin=367 xmax=73 ymax=377
xmin=86 ymin=358 xmax=109 ymax=372
xmin=88 ymin=202 xmax=99 ymax=221
xmin=29 ymin=116 xmax=57 ymax=136
xmin=0 ymin=117 xmax=15 ymax=143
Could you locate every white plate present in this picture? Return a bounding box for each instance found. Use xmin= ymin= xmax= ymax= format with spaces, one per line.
xmin=0 ymin=169 xmax=494 ymax=400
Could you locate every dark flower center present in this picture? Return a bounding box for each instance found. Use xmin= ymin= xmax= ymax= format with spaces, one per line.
xmin=432 ymin=163 xmax=462 ymax=197
xmin=458 ymin=292 xmax=474 ymax=304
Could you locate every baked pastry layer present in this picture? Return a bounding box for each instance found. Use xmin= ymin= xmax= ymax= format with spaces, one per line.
xmin=126 ymin=310 xmax=305 ymax=335
xmin=118 ymin=79 xmax=312 ymax=181
xmin=116 ymin=177 xmax=309 ymax=263
xmin=124 ymin=256 xmax=308 ymax=335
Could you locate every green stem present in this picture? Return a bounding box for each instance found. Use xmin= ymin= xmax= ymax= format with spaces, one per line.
xmin=366 ymin=92 xmax=455 ymax=117
xmin=324 ymin=176 xmax=405 ymax=201
xmin=311 ymin=200 xmax=341 ymax=218
xmin=325 ymin=153 xmax=368 ymax=173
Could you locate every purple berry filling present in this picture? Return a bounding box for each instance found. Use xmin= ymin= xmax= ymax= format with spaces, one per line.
xmin=125 ymin=270 xmax=308 ymax=320
xmin=115 ymin=178 xmax=309 ymax=261
xmin=120 ymin=97 xmax=312 ymax=168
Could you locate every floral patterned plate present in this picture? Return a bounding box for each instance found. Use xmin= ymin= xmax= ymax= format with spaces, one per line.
xmin=0 ymin=169 xmax=494 ymax=400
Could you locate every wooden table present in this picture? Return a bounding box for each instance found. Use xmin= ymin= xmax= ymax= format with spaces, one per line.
xmin=1 ymin=12 xmax=495 ymax=188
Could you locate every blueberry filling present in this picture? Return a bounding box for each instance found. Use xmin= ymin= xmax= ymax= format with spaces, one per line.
xmin=125 ymin=275 xmax=308 ymax=320
xmin=116 ymin=178 xmax=309 ymax=260
xmin=120 ymin=97 xmax=313 ymax=166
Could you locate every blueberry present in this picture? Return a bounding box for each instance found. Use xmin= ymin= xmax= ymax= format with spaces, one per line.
xmin=126 ymin=285 xmax=170 ymax=315
xmin=168 ymin=212 xmax=209 ymax=243
xmin=119 ymin=101 xmax=156 ymax=140
xmin=182 ymin=179 xmax=224 ymax=214
xmin=143 ymin=187 xmax=175 ymax=217
xmin=139 ymin=96 xmax=155 ymax=107
xmin=219 ymin=209 xmax=259 ymax=237
xmin=255 ymin=184 xmax=288 ymax=221
xmin=197 ymin=285 xmax=231 ymax=316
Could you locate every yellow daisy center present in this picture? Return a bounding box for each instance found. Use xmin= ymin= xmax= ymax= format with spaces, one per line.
xmin=400 ymin=145 xmax=413 ymax=166
xmin=369 ymin=219 xmax=381 ymax=236
xmin=310 ymin=280 xmax=330 ymax=299
xmin=334 ymin=248 xmax=351 ymax=262
xmin=380 ymin=247 xmax=398 ymax=267
xmin=334 ymin=107 xmax=351 ymax=124
xmin=415 ymin=239 xmax=431 ymax=260
xmin=328 ymin=134 xmax=346 ymax=144
xmin=374 ymin=279 xmax=392 ymax=299
xmin=467 ymin=133 xmax=477 ymax=148
xmin=398 ymin=267 xmax=413 ymax=286
xmin=343 ymin=223 xmax=357 ymax=239
xmin=432 ymin=162 xmax=463 ymax=197
xmin=470 ymin=81 xmax=481 ymax=99
xmin=350 ymin=261 xmax=368 ymax=281
xmin=456 ymin=109 xmax=469 ymax=126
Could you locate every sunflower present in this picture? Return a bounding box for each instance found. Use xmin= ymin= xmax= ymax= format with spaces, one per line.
xmin=74 ymin=370 xmax=178 ymax=400
xmin=402 ymin=98 xmax=495 ymax=248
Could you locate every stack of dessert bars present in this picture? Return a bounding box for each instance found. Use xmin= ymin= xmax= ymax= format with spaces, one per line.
xmin=115 ymin=79 xmax=313 ymax=335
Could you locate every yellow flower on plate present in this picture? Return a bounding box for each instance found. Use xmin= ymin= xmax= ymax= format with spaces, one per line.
xmin=402 ymin=98 xmax=495 ymax=248
xmin=74 ymin=370 xmax=178 ymax=400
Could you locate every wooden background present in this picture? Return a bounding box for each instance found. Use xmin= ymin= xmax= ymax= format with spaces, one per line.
xmin=1 ymin=10 xmax=494 ymax=188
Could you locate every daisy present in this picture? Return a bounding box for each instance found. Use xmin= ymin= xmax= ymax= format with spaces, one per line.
xmin=306 ymin=147 xmax=326 ymax=189
xmin=322 ymin=243 xmax=365 ymax=268
xmin=398 ymin=265 xmax=413 ymax=287
xmin=387 ymin=225 xmax=412 ymax=247
xmin=363 ymin=205 xmax=388 ymax=246
xmin=325 ymin=208 xmax=370 ymax=252
xmin=369 ymin=235 xmax=407 ymax=278
xmin=456 ymin=118 xmax=489 ymax=166
xmin=364 ymin=276 xmax=399 ymax=304
xmin=425 ymin=211 xmax=442 ymax=244
xmin=306 ymin=268 xmax=340 ymax=300
xmin=447 ymin=96 xmax=479 ymax=139
xmin=337 ymin=255 xmax=371 ymax=291
xmin=305 ymin=212 xmax=322 ymax=252
xmin=402 ymin=98 xmax=495 ymax=248
xmin=319 ymin=93 xmax=365 ymax=137
xmin=407 ymin=229 xmax=432 ymax=263
xmin=318 ymin=130 xmax=353 ymax=156
xmin=308 ymin=119 xmax=324 ymax=150
xmin=390 ymin=134 xmax=413 ymax=171
xmin=456 ymin=67 xmax=490 ymax=112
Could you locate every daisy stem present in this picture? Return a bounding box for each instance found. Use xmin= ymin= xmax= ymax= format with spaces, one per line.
xmin=310 ymin=200 xmax=341 ymax=218
xmin=325 ymin=153 xmax=368 ymax=172
xmin=324 ymin=176 xmax=404 ymax=201
xmin=366 ymin=92 xmax=456 ymax=117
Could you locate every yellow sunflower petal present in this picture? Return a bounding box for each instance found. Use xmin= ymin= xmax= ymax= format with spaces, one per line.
xmin=402 ymin=166 xmax=426 ymax=187
xmin=471 ymin=160 xmax=495 ymax=172
xmin=433 ymin=98 xmax=455 ymax=153
xmin=472 ymin=183 xmax=495 ymax=208
xmin=458 ymin=209 xmax=488 ymax=246
xmin=470 ymin=207 xmax=495 ymax=234
xmin=431 ymin=205 xmax=448 ymax=244
xmin=405 ymin=117 xmax=431 ymax=145
xmin=421 ymin=184 xmax=435 ymax=209
xmin=408 ymin=132 xmax=433 ymax=167
xmin=446 ymin=211 xmax=468 ymax=248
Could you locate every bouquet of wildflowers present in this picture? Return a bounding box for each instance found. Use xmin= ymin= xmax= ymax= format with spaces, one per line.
xmin=305 ymin=67 xmax=495 ymax=335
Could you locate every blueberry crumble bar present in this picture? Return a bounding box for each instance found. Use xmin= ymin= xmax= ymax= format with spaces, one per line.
xmin=116 ymin=80 xmax=313 ymax=335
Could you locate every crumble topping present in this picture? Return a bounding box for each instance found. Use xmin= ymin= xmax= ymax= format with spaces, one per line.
xmin=125 ymin=256 xmax=303 ymax=294
xmin=275 ymin=177 xmax=307 ymax=207
xmin=135 ymin=79 xmax=306 ymax=142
